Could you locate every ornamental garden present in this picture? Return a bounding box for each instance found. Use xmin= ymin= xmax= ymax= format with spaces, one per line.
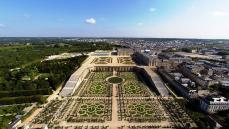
xmin=31 ymin=70 xmax=195 ymax=128
xmin=117 ymin=72 xmax=154 ymax=97
xmin=79 ymin=72 xmax=113 ymax=97
xmin=118 ymin=98 xmax=167 ymax=122
xmin=91 ymin=57 xmax=112 ymax=64
xmin=66 ymin=98 xmax=112 ymax=123
xmin=117 ymin=57 xmax=135 ymax=64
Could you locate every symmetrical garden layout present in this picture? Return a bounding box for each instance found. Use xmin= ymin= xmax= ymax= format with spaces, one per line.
xmin=31 ymin=71 xmax=195 ymax=129
xmin=117 ymin=57 xmax=135 ymax=64
xmin=91 ymin=57 xmax=112 ymax=64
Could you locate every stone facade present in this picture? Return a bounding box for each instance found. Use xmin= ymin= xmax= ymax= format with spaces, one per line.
xmin=200 ymin=96 xmax=229 ymax=113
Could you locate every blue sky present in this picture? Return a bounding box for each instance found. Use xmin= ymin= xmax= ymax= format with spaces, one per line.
xmin=0 ymin=0 xmax=229 ymax=38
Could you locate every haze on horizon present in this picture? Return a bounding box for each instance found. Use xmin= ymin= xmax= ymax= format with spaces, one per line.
xmin=0 ymin=0 xmax=229 ymax=39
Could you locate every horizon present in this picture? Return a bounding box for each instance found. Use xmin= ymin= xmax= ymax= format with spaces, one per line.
xmin=0 ymin=0 xmax=229 ymax=39
xmin=1 ymin=37 xmax=229 ymax=40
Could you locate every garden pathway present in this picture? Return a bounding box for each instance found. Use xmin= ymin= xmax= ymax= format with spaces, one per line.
xmin=111 ymin=84 xmax=118 ymax=122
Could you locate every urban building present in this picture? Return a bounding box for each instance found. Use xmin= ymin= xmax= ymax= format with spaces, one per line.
xmin=158 ymin=69 xmax=198 ymax=99
xmin=179 ymin=63 xmax=218 ymax=87
xmin=133 ymin=52 xmax=158 ymax=66
xmin=200 ymin=96 xmax=229 ymax=113
xmin=158 ymin=53 xmax=191 ymax=63
xmin=117 ymin=48 xmax=134 ymax=56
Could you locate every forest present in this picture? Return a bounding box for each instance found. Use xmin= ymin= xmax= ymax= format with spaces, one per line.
xmin=0 ymin=41 xmax=118 ymax=105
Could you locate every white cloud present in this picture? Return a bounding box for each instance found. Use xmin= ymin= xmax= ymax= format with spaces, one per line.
xmin=85 ymin=18 xmax=96 ymax=24
xmin=149 ymin=8 xmax=156 ymax=12
xmin=212 ymin=11 xmax=229 ymax=17
xmin=0 ymin=24 xmax=5 ymax=28
xmin=137 ymin=22 xmax=143 ymax=26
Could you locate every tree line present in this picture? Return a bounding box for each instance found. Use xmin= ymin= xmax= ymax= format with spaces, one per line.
xmin=0 ymin=42 xmax=119 ymax=105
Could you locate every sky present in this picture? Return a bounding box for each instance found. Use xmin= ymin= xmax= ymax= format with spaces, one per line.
xmin=0 ymin=0 xmax=229 ymax=39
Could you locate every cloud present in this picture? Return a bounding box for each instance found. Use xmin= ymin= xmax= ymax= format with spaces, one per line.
xmin=212 ymin=11 xmax=229 ymax=17
xmin=137 ymin=22 xmax=143 ymax=26
xmin=149 ymin=8 xmax=156 ymax=12
xmin=85 ymin=18 xmax=96 ymax=24
xmin=0 ymin=24 xmax=5 ymax=28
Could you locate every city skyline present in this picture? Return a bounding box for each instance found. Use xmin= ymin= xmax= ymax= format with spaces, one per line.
xmin=0 ymin=0 xmax=229 ymax=39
